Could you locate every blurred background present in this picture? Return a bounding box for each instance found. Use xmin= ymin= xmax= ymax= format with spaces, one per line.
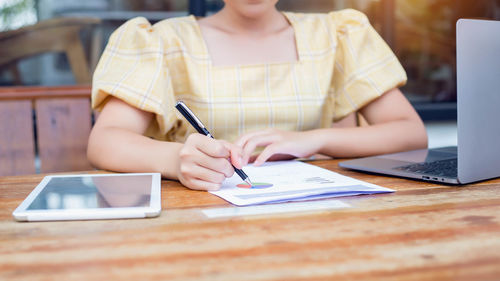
xmin=1 ymin=0 xmax=500 ymax=120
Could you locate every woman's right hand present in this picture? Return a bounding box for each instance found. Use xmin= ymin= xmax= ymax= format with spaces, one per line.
xmin=176 ymin=134 xmax=243 ymax=191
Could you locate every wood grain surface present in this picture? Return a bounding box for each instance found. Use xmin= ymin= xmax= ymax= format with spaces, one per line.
xmin=0 ymin=159 xmax=499 ymax=281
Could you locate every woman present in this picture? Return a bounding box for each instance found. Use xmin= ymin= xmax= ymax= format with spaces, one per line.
xmin=87 ymin=0 xmax=427 ymax=191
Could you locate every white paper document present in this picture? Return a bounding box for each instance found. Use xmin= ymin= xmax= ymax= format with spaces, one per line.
xmin=210 ymin=161 xmax=394 ymax=206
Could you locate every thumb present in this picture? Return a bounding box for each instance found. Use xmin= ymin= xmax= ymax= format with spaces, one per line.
xmin=221 ymin=141 xmax=243 ymax=169
xmin=230 ymin=145 xmax=243 ymax=169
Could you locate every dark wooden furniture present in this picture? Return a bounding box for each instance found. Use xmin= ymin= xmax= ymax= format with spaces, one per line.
xmin=0 ymin=17 xmax=101 ymax=85
xmin=0 ymin=85 xmax=93 ymax=176
xmin=1 ymin=159 xmax=499 ymax=280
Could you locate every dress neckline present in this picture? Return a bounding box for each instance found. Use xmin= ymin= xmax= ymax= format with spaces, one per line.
xmin=189 ymin=12 xmax=302 ymax=69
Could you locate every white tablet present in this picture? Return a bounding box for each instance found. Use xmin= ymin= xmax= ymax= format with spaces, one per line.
xmin=13 ymin=173 xmax=162 ymax=222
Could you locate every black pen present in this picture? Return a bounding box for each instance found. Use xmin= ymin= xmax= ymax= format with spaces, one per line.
xmin=175 ymin=101 xmax=253 ymax=186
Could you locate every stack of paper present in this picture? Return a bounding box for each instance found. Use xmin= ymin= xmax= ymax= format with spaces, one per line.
xmin=210 ymin=161 xmax=394 ymax=206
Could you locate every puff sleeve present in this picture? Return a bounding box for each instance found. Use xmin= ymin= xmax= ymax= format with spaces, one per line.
xmin=329 ymin=9 xmax=407 ymax=121
xmin=91 ymin=17 xmax=178 ymax=138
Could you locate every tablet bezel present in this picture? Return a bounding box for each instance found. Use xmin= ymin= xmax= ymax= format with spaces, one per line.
xmin=12 ymin=173 xmax=162 ymax=222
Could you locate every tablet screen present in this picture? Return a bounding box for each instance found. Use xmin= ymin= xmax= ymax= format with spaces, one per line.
xmin=13 ymin=173 xmax=161 ymax=221
xmin=27 ymin=175 xmax=152 ymax=210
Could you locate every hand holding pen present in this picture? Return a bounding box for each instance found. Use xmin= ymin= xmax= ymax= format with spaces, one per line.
xmin=175 ymin=101 xmax=253 ymax=190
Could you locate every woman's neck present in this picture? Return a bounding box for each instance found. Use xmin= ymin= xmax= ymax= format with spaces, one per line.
xmin=196 ymin=5 xmax=298 ymax=66
xmin=213 ymin=6 xmax=289 ymax=36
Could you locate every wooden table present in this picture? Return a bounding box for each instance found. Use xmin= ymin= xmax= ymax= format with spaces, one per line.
xmin=1 ymin=159 xmax=499 ymax=280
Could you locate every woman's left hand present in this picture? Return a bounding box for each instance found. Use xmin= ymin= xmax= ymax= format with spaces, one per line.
xmin=235 ymin=129 xmax=322 ymax=166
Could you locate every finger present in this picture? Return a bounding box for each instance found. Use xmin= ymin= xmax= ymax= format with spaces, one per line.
xmin=242 ymin=134 xmax=278 ymax=165
xmin=179 ymin=164 xmax=227 ymax=187
xmin=183 ymin=178 xmax=222 ymax=191
xmin=180 ymin=139 xmax=234 ymax=177
xmin=230 ymin=146 xmax=243 ymax=169
xmin=194 ymin=152 xmax=235 ymax=178
xmin=235 ymin=130 xmax=263 ymax=147
xmin=253 ymin=144 xmax=280 ymax=166
xmin=248 ymin=153 xmax=295 ymax=164
xmin=193 ymin=135 xmax=231 ymax=158
xmin=235 ymin=129 xmax=273 ymax=147
xmin=221 ymin=141 xmax=244 ymax=169
xmin=248 ymin=154 xmax=258 ymax=164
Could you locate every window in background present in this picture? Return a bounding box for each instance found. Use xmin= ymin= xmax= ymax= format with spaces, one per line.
xmin=0 ymin=0 xmax=37 ymax=31
xmin=0 ymin=0 xmax=38 ymax=85
xmin=394 ymin=0 xmax=500 ymax=120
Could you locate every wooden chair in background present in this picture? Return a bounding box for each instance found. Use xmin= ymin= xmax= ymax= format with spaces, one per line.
xmin=0 ymin=86 xmax=94 ymax=176
xmin=0 ymin=17 xmax=101 ymax=85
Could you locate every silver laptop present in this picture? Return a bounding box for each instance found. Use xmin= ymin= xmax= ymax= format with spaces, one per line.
xmin=339 ymin=19 xmax=500 ymax=184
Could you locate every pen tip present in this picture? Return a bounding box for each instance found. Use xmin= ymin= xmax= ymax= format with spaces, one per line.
xmin=245 ymin=178 xmax=253 ymax=186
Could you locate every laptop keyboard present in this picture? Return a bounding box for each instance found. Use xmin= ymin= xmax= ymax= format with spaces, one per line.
xmin=394 ymin=158 xmax=458 ymax=178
